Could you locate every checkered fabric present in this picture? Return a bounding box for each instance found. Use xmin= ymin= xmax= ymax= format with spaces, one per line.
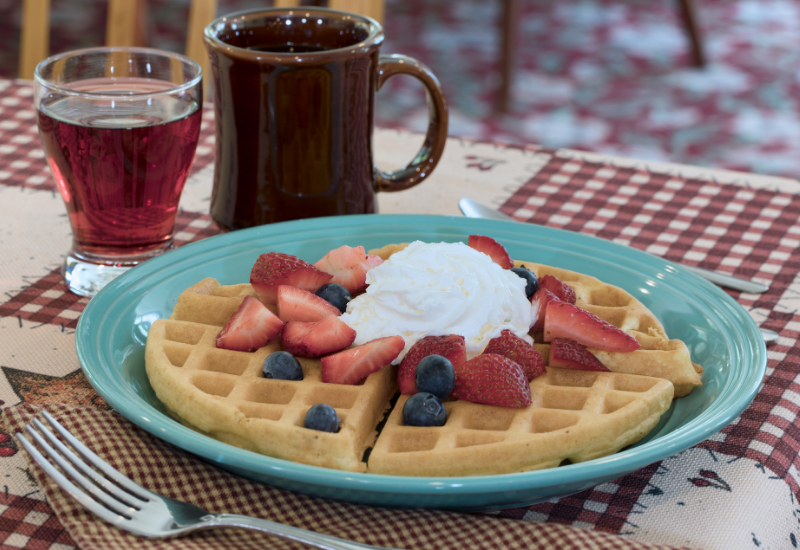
xmin=500 ymin=155 xmax=799 ymax=518
xmin=5 ymin=404 xmax=693 ymax=550
xmin=0 ymin=494 xmax=76 ymax=550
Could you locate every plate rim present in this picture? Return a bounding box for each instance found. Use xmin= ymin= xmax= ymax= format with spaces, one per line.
xmin=76 ymin=214 xmax=766 ymax=497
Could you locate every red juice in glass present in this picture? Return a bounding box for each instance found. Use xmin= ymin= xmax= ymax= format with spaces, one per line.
xmin=37 ymin=77 xmax=202 ymax=259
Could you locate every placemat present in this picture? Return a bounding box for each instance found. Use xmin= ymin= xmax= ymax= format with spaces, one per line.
xmin=5 ymin=404 xmax=692 ymax=550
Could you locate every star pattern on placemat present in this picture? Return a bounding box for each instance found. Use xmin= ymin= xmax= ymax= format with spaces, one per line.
xmin=1 ymin=367 xmax=108 ymax=412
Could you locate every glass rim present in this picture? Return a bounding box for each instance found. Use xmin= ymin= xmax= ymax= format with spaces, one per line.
xmin=204 ymin=7 xmax=384 ymax=61
xmin=34 ymin=46 xmax=202 ymax=100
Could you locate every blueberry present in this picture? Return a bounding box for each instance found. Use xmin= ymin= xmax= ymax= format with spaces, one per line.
xmin=403 ymin=392 xmax=447 ymax=427
xmin=262 ymin=351 xmax=303 ymax=381
xmin=304 ymin=404 xmax=341 ymax=433
xmin=415 ymin=354 xmax=455 ymax=400
xmin=315 ymin=283 xmax=352 ymax=313
xmin=511 ymin=265 xmax=539 ymax=299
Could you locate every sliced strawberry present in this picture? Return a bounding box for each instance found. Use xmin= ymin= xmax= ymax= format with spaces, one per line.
xmin=539 ymin=274 xmax=577 ymax=304
xmin=216 ymin=296 xmax=284 ymax=352
xmin=483 ymin=329 xmax=545 ymax=381
xmin=397 ymin=334 xmax=467 ymax=394
xmin=467 ymin=234 xmax=513 ymax=269
xmin=281 ymin=316 xmax=356 ymax=358
xmin=250 ymin=252 xmax=332 ymax=304
xmin=530 ymin=288 xmax=560 ymax=332
xmin=321 ymin=336 xmax=405 ymax=385
xmin=276 ymin=285 xmax=341 ymax=323
xmin=452 ymin=354 xmax=531 ymax=408
xmin=544 ymin=301 xmax=640 ymax=352
xmin=549 ymin=338 xmax=610 ymax=371
xmin=313 ymin=245 xmax=383 ymax=295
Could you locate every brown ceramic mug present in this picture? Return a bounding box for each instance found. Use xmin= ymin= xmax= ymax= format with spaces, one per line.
xmin=203 ymin=8 xmax=448 ymax=230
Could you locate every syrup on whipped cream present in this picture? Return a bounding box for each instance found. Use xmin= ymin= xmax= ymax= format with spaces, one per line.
xmin=340 ymin=241 xmax=533 ymax=363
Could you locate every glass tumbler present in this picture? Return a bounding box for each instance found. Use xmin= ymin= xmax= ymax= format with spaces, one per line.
xmin=34 ymin=47 xmax=203 ymax=297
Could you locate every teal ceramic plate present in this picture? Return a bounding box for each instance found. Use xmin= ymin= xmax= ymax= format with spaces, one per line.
xmin=76 ymin=214 xmax=766 ymax=511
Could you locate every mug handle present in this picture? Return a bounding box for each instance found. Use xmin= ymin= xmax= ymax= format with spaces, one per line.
xmin=374 ymin=54 xmax=449 ymax=192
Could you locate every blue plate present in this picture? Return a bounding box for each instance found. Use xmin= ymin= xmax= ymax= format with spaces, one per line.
xmin=76 ymin=214 xmax=766 ymax=511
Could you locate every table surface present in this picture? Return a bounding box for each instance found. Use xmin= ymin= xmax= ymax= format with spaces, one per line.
xmin=0 ymin=76 xmax=798 ymax=550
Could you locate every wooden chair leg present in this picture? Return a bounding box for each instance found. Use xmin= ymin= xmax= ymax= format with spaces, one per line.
xmin=677 ymin=0 xmax=705 ymax=67
xmin=496 ymin=0 xmax=519 ymax=112
xmin=19 ymin=0 xmax=51 ymax=79
xmin=106 ymin=0 xmax=148 ymax=47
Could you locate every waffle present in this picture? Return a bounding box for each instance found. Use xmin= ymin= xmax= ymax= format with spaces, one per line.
xmin=144 ymin=245 xmax=689 ymax=476
xmin=145 ymin=279 xmax=396 ymax=472
xmin=370 ymin=244 xmax=703 ymax=398
xmin=367 ymin=368 xmax=673 ymax=476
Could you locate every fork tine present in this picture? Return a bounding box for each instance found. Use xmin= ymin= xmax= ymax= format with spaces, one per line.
xmin=31 ymin=418 xmax=145 ymax=509
xmin=22 ymin=423 xmax=138 ymax=517
xmin=16 ymin=431 xmax=132 ymax=525
xmin=41 ymin=410 xmax=151 ymax=500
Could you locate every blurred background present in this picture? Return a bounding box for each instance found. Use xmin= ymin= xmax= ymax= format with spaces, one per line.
xmin=3 ymin=0 xmax=800 ymax=178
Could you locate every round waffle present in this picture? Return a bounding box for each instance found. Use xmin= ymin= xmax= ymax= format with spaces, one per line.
xmin=144 ymin=246 xmax=692 ymax=475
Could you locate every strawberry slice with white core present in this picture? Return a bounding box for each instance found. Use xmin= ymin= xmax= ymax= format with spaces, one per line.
xmin=321 ymin=336 xmax=405 ymax=385
xmin=483 ymin=329 xmax=545 ymax=381
xmin=530 ymin=288 xmax=560 ymax=332
xmin=549 ymin=338 xmax=610 ymax=372
xmin=250 ymin=252 xmax=332 ymax=304
xmin=276 ymin=285 xmax=341 ymax=323
xmin=543 ymin=301 xmax=640 ymax=353
xmin=539 ymin=274 xmax=577 ymax=304
xmin=452 ymin=354 xmax=531 ymax=408
xmin=216 ymin=296 xmax=284 ymax=352
xmin=282 ymin=316 xmax=356 ymax=358
xmin=314 ymin=245 xmax=384 ymax=295
xmin=467 ymin=234 xmax=513 ymax=269
xmin=397 ymin=334 xmax=467 ymax=394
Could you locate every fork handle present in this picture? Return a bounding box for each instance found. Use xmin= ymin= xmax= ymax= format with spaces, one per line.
xmin=205 ymin=514 xmax=401 ymax=550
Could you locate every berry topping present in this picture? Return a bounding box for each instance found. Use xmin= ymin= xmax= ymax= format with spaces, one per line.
xmin=250 ymin=252 xmax=332 ymax=304
xmin=262 ymin=351 xmax=304 ymax=380
xmin=414 ymin=355 xmax=456 ymax=399
xmin=539 ymin=274 xmax=577 ymax=304
xmin=315 ymin=283 xmax=352 ymax=313
xmin=511 ymin=265 xmax=539 ymax=299
xmin=303 ymin=404 xmax=340 ymax=433
xmin=483 ymin=329 xmax=545 ymax=381
xmin=530 ymin=288 xmax=561 ymax=332
xmin=467 ymin=234 xmax=514 ymax=269
xmin=277 ymin=285 xmax=341 ymax=323
xmin=398 ymin=334 xmax=467 ymax=395
xmin=452 ymin=354 xmax=532 ymax=408
xmin=402 ymin=392 xmax=447 ymax=427
xmin=549 ymin=338 xmax=611 ymax=372
xmin=321 ymin=335 xmax=405 ymax=385
xmin=313 ymin=245 xmax=384 ymax=294
xmin=543 ymin=301 xmax=640 ymax=353
xmin=281 ymin=316 xmax=356 ymax=358
xmin=216 ymin=296 xmax=284 ymax=352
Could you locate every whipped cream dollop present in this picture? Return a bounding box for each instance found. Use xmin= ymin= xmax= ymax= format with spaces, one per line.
xmin=340 ymin=241 xmax=533 ymax=363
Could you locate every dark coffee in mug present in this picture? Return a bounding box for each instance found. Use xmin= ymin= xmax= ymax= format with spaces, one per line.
xmin=204 ymin=8 xmax=448 ymax=230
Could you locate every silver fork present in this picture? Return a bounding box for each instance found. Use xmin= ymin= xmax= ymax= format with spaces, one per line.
xmin=15 ymin=410 xmax=400 ymax=550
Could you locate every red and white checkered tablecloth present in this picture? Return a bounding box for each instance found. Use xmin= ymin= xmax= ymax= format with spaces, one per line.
xmin=0 ymin=76 xmax=798 ymax=550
